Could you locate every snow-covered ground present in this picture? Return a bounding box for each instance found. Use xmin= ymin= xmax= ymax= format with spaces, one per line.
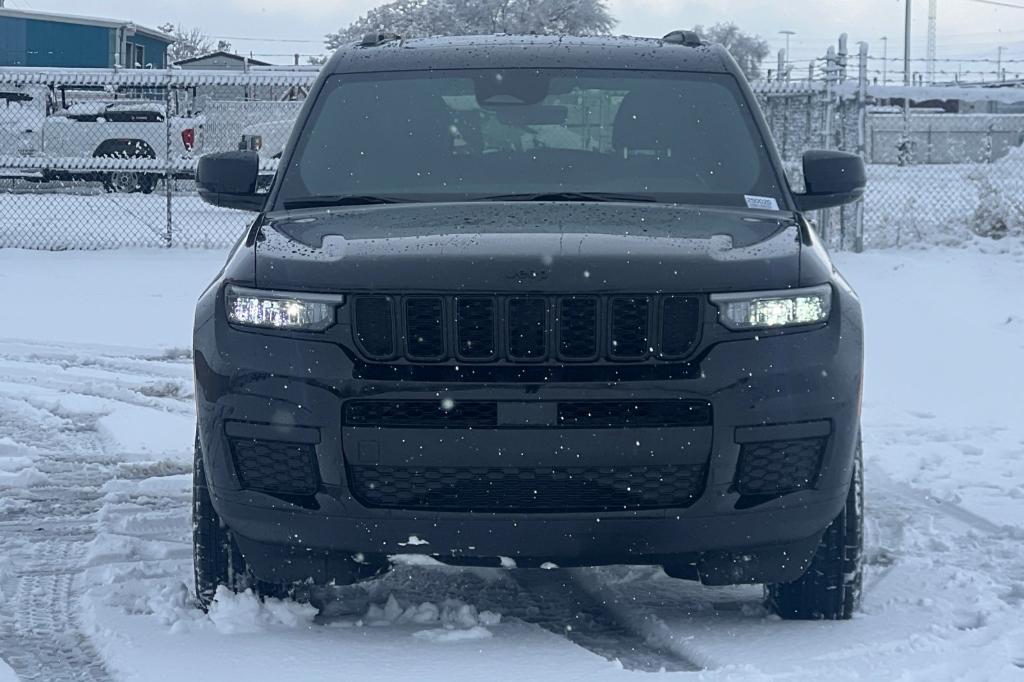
xmin=0 ymin=243 xmax=1022 ymax=681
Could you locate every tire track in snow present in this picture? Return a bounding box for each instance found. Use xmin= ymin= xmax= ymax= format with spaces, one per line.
xmin=510 ymin=569 xmax=703 ymax=672
xmin=0 ymin=534 xmax=113 ymax=682
xmin=343 ymin=564 xmax=704 ymax=671
xmin=0 ymin=466 xmax=115 ymax=681
xmin=0 ymin=343 xmax=190 ymax=681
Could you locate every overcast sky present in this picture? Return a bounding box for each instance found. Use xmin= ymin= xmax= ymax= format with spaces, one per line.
xmin=5 ymin=0 xmax=1024 ymax=76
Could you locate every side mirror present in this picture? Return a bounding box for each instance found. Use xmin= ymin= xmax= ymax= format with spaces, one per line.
xmin=197 ymin=151 xmax=264 ymax=212
xmin=794 ymin=150 xmax=866 ymax=212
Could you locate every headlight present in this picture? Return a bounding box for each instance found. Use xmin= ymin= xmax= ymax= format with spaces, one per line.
xmin=225 ymin=285 xmax=343 ymax=331
xmin=710 ymin=285 xmax=831 ymax=330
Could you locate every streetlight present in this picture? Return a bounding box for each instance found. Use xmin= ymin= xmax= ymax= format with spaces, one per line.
xmin=880 ymin=36 xmax=888 ymax=84
xmin=779 ymin=30 xmax=796 ymax=68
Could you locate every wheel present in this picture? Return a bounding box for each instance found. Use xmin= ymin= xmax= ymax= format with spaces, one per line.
xmin=103 ymin=170 xmax=142 ymax=193
xmin=766 ymin=437 xmax=864 ymax=620
xmin=193 ymin=432 xmax=291 ymax=610
xmin=192 ymin=431 xmax=386 ymax=610
xmin=139 ymin=174 xmax=158 ymax=194
xmin=193 ymin=431 xmax=248 ymax=609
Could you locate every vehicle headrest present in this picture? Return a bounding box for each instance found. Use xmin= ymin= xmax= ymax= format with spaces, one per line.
xmin=612 ymin=90 xmax=686 ymax=157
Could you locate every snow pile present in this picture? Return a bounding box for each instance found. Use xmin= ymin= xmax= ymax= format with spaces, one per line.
xmin=107 ymin=582 xmax=319 ymax=635
xmin=206 ymin=588 xmax=319 ymax=635
xmin=0 ymin=437 xmax=47 ymax=489
xmin=0 ymin=556 xmax=13 ymax=606
xmin=362 ymin=594 xmax=501 ymax=642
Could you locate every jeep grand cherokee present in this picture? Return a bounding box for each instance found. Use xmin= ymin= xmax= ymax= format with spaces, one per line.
xmin=193 ymin=31 xmax=867 ymax=620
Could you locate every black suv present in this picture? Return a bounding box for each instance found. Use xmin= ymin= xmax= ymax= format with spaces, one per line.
xmin=193 ymin=32 xmax=866 ymax=620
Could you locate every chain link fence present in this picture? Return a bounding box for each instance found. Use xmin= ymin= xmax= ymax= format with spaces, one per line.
xmin=0 ymin=67 xmax=314 ymax=249
xmin=1 ymin=50 xmax=1023 ymax=252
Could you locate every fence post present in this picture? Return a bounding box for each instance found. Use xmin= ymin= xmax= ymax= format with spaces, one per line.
xmin=164 ymin=73 xmax=173 ymax=248
xmin=854 ymin=41 xmax=869 ymax=253
xmin=819 ymin=46 xmax=837 ymax=245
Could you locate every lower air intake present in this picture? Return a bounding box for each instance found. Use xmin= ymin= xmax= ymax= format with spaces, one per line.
xmin=348 ymin=464 xmax=707 ymax=512
xmin=229 ymin=438 xmax=319 ymax=496
xmin=734 ymin=437 xmax=826 ymax=496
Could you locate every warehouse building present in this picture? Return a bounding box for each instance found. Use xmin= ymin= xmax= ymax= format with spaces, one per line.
xmin=0 ymin=7 xmax=172 ymax=69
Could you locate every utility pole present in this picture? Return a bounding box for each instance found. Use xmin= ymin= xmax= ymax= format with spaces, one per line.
xmin=902 ymin=0 xmax=912 ymax=164
xmin=904 ymin=0 xmax=912 ymax=86
xmin=998 ymin=46 xmax=1005 ymax=81
xmin=779 ymin=30 xmax=796 ymax=68
xmin=880 ymin=36 xmax=888 ymax=84
xmin=926 ymin=0 xmax=937 ymax=84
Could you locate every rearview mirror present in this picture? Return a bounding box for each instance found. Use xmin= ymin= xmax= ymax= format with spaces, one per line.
xmin=197 ymin=151 xmax=264 ymax=212
xmin=794 ymin=150 xmax=866 ymax=212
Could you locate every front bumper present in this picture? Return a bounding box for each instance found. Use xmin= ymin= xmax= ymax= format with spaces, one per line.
xmin=194 ymin=279 xmax=863 ymax=584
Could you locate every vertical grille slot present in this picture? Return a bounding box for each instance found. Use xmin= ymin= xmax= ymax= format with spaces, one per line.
xmin=609 ymin=296 xmax=650 ymax=358
xmin=405 ymin=297 xmax=445 ymax=359
xmin=558 ymin=296 xmax=599 ymax=359
xmin=353 ymin=296 xmax=395 ymax=359
xmin=661 ymin=296 xmax=701 ymax=358
xmin=507 ymin=297 xmax=547 ymax=359
xmin=456 ymin=297 xmax=497 ymax=360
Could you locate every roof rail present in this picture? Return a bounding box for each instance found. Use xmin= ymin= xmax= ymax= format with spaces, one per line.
xmin=662 ymin=30 xmax=703 ymax=47
xmin=359 ymin=32 xmax=402 ymax=47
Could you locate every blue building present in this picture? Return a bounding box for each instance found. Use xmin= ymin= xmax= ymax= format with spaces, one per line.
xmin=0 ymin=8 xmax=172 ymax=69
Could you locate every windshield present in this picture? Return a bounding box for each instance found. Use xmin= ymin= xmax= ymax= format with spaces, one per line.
xmin=274 ymin=69 xmax=784 ymax=210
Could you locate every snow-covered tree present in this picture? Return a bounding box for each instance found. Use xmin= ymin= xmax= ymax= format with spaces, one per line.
xmin=159 ymin=24 xmax=230 ymax=63
xmin=325 ymin=0 xmax=616 ymax=50
xmin=692 ymin=23 xmax=770 ymax=80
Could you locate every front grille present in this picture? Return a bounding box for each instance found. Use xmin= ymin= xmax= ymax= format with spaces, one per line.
xmin=558 ymin=400 xmax=711 ymax=428
xmin=345 ymin=400 xmax=498 ymax=428
xmin=735 ymin=437 xmax=826 ymax=496
xmin=661 ymin=296 xmax=701 ymax=357
xmin=345 ymin=399 xmax=711 ymax=429
xmin=508 ymin=297 xmax=547 ymax=359
xmin=350 ymin=294 xmax=701 ymax=363
xmin=348 ymin=464 xmax=707 ymax=512
xmin=456 ymin=297 xmax=497 ymax=360
xmin=609 ymin=297 xmax=650 ymax=358
xmin=353 ymin=296 xmax=395 ymax=358
xmin=406 ymin=297 xmax=445 ymax=359
xmin=559 ymin=297 xmax=599 ymax=359
xmin=229 ymin=438 xmax=319 ymax=496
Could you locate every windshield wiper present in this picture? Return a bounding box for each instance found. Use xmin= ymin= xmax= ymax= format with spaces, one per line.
xmin=473 ymin=191 xmax=657 ymax=203
xmin=283 ymin=195 xmax=413 ymax=209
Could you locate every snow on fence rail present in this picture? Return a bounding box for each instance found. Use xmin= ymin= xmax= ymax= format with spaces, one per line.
xmin=0 ymin=66 xmax=319 ymax=89
xmin=0 ymin=59 xmax=1022 ymax=250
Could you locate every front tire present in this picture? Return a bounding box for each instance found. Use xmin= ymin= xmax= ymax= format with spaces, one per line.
xmin=192 ymin=432 xmax=386 ymax=609
xmin=766 ymin=438 xmax=864 ymax=620
xmin=193 ymin=433 xmax=290 ymax=610
xmin=193 ymin=433 xmax=247 ymax=609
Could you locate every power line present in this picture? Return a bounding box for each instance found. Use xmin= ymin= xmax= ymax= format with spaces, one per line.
xmin=867 ymin=55 xmax=1024 ymax=63
xmin=970 ymin=0 xmax=1024 ymax=8
xmin=209 ymin=34 xmax=325 ymax=44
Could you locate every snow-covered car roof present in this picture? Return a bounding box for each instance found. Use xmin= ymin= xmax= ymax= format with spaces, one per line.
xmin=62 ymin=101 xmax=165 ymax=115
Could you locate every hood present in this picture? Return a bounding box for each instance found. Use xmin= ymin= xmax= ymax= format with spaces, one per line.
xmin=254 ymin=202 xmax=802 ymax=293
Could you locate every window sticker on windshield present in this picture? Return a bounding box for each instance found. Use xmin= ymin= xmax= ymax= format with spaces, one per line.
xmin=744 ymin=195 xmax=780 ymax=211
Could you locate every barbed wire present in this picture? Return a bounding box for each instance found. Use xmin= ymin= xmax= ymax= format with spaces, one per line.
xmin=866 ymin=55 xmax=1024 ymax=64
